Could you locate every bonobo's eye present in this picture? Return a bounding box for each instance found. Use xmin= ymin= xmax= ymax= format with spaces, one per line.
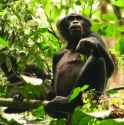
xmin=75 ymin=16 xmax=83 ymax=20
xmin=67 ymin=15 xmax=83 ymax=22
xmin=67 ymin=16 xmax=75 ymax=21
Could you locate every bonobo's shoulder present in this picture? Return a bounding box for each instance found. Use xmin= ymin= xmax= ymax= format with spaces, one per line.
xmin=89 ymin=32 xmax=102 ymax=40
xmin=53 ymin=49 xmax=68 ymax=61
xmin=88 ymin=32 xmax=106 ymax=48
xmin=53 ymin=49 xmax=68 ymax=57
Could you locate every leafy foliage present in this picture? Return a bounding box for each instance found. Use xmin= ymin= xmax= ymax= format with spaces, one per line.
xmin=0 ymin=0 xmax=124 ymax=125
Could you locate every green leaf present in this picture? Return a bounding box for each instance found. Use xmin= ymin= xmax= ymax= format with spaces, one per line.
xmin=81 ymin=84 xmax=89 ymax=92
xmin=105 ymin=24 xmax=117 ymax=36
xmin=50 ymin=119 xmax=66 ymax=125
xmin=98 ymin=119 xmax=124 ymax=125
xmin=69 ymin=87 xmax=81 ymax=101
xmin=72 ymin=107 xmax=87 ymax=125
xmin=102 ymin=13 xmax=117 ymax=21
xmin=116 ymin=37 xmax=124 ymax=54
xmin=79 ymin=116 xmax=94 ymax=125
xmin=38 ymin=27 xmax=49 ymax=33
xmin=0 ymin=37 xmax=8 ymax=49
xmin=69 ymin=85 xmax=89 ymax=102
xmin=0 ymin=11 xmax=5 ymax=16
xmin=32 ymin=106 xmax=45 ymax=120
xmin=112 ymin=0 xmax=124 ymax=7
xmin=117 ymin=25 xmax=124 ymax=32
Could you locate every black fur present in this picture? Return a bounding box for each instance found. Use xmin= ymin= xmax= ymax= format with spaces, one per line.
xmin=44 ymin=13 xmax=115 ymax=118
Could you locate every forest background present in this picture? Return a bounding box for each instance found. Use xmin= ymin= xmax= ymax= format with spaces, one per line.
xmin=0 ymin=0 xmax=124 ymax=125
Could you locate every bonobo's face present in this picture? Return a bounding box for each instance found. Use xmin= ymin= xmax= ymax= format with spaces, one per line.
xmin=67 ymin=15 xmax=84 ymax=39
xmin=57 ymin=13 xmax=91 ymax=43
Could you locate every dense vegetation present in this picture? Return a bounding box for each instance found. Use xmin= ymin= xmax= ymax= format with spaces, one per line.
xmin=0 ymin=0 xmax=124 ymax=125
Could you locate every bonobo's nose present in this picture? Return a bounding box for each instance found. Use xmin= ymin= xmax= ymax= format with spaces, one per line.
xmin=72 ymin=20 xmax=79 ymax=24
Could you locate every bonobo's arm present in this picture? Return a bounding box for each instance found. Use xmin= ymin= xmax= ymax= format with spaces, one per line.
xmin=44 ymin=50 xmax=67 ymax=100
xmin=52 ymin=50 xmax=67 ymax=84
xmin=76 ymin=34 xmax=114 ymax=78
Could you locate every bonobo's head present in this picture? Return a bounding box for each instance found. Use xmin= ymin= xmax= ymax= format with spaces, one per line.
xmin=57 ymin=13 xmax=91 ymax=43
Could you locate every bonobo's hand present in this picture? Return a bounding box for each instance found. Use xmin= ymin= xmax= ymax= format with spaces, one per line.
xmin=76 ymin=39 xmax=97 ymax=56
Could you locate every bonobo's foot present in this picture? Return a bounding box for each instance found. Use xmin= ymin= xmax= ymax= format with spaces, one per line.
xmin=43 ymin=95 xmax=82 ymax=118
xmin=43 ymin=96 xmax=75 ymax=118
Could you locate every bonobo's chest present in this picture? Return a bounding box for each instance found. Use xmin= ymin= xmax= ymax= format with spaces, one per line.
xmin=55 ymin=50 xmax=86 ymax=96
xmin=56 ymin=51 xmax=84 ymax=72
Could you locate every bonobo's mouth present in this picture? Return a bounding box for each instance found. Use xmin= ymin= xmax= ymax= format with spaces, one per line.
xmin=70 ymin=26 xmax=81 ymax=31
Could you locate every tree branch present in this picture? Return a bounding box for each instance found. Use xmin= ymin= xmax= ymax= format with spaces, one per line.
xmin=0 ymin=98 xmax=42 ymax=112
xmin=0 ymin=97 xmax=124 ymax=119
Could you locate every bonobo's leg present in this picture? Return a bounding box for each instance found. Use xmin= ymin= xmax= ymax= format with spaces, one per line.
xmin=44 ymin=55 xmax=106 ymax=118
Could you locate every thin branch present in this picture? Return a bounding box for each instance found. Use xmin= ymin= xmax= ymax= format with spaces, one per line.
xmin=42 ymin=7 xmax=61 ymax=44
xmin=0 ymin=98 xmax=42 ymax=111
xmin=89 ymin=0 xmax=94 ymax=18
xmin=106 ymin=87 xmax=124 ymax=94
xmin=0 ymin=97 xmax=124 ymax=119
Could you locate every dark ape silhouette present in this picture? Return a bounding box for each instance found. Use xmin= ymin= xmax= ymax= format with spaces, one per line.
xmin=44 ymin=13 xmax=115 ymax=118
xmin=0 ymin=55 xmax=49 ymax=113
xmin=1 ymin=57 xmax=47 ymax=84
xmin=1 ymin=56 xmax=21 ymax=83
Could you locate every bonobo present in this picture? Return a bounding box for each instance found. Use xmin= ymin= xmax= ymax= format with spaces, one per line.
xmin=1 ymin=58 xmax=48 ymax=84
xmin=0 ymin=56 xmax=21 ymax=83
xmin=44 ymin=13 xmax=115 ymax=118
xmin=0 ymin=55 xmax=49 ymax=113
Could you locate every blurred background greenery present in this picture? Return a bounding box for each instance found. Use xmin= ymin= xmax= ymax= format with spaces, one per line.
xmin=0 ymin=0 xmax=124 ymax=125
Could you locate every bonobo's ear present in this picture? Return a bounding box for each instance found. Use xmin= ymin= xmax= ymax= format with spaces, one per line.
xmin=80 ymin=15 xmax=91 ymax=34
xmin=56 ymin=16 xmax=70 ymax=42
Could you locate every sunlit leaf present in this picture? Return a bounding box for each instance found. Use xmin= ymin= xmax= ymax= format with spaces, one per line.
xmin=38 ymin=27 xmax=48 ymax=33
xmin=0 ymin=37 xmax=8 ymax=49
xmin=0 ymin=11 xmax=5 ymax=16
xmin=116 ymin=37 xmax=124 ymax=54
xmin=69 ymin=87 xmax=81 ymax=101
xmin=69 ymin=85 xmax=89 ymax=102
xmin=81 ymin=84 xmax=89 ymax=91
xmin=112 ymin=0 xmax=124 ymax=7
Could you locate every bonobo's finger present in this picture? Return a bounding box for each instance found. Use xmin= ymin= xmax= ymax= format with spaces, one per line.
xmin=76 ymin=40 xmax=96 ymax=55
